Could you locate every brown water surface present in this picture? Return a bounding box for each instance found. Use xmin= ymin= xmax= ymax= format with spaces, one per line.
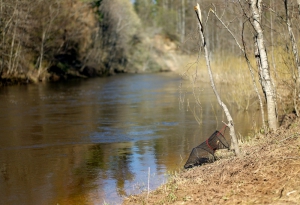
xmin=0 ymin=73 xmax=261 ymax=204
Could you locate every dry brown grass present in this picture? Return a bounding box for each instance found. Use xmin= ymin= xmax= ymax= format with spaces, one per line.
xmin=176 ymin=48 xmax=298 ymax=113
xmin=123 ymin=116 xmax=300 ymax=205
xmin=177 ymin=53 xmax=260 ymax=111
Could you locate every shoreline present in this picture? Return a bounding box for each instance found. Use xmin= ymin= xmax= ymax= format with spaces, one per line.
xmin=123 ymin=114 xmax=300 ymax=204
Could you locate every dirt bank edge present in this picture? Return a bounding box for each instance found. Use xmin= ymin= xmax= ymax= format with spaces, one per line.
xmin=124 ymin=117 xmax=300 ymax=205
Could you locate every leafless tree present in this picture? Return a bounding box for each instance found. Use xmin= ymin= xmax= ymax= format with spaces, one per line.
xmin=194 ymin=3 xmax=240 ymax=156
xmin=238 ymin=0 xmax=278 ymax=130
xmin=37 ymin=1 xmax=60 ymax=77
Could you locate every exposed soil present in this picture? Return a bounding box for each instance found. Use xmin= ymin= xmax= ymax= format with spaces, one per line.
xmin=124 ymin=115 xmax=300 ymax=205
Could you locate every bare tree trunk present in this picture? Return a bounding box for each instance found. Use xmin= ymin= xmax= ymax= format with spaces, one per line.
xmin=5 ymin=1 xmax=20 ymax=75
xmin=38 ymin=30 xmax=46 ymax=76
xmin=285 ymin=0 xmax=300 ymax=116
xmin=285 ymin=0 xmax=300 ymax=79
xmin=194 ymin=4 xmax=240 ymax=156
xmin=12 ymin=41 xmax=21 ymax=73
xmin=180 ymin=0 xmax=185 ymax=44
xmin=250 ymin=0 xmax=277 ymax=130
xmin=270 ymin=0 xmax=277 ymax=79
xmin=38 ymin=2 xmax=59 ymax=77
xmin=8 ymin=16 xmax=17 ymax=74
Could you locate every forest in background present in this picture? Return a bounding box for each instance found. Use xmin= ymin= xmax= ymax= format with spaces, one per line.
xmin=0 ymin=0 xmax=197 ymax=85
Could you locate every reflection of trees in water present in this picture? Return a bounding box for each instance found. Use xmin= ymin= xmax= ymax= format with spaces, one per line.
xmin=74 ymin=143 xmax=134 ymax=197
xmin=110 ymin=153 xmax=134 ymax=196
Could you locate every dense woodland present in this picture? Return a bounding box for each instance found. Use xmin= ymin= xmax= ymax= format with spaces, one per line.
xmin=1 ymin=0 xmax=197 ymax=84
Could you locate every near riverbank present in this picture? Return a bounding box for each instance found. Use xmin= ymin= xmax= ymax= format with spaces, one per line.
xmin=124 ymin=113 xmax=300 ymax=204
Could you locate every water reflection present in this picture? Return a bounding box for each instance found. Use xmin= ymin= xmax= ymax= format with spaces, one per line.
xmin=0 ymin=73 xmax=261 ymax=204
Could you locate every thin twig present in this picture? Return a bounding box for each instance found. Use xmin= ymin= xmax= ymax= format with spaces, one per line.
xmin=279 ymin=133 xmax=299 ymax=142
xmin=147 ymin=167 xmax=150 ymax=199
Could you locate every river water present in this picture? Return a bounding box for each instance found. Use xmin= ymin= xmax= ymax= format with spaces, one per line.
xmin=0 ymin=73 xmax=261 ymax=205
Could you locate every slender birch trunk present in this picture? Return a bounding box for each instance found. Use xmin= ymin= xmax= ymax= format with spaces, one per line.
xmin=250 ymin=0 xmax=277 ymax=130
xmin=194 ymin=4 xmax=240 ymax=156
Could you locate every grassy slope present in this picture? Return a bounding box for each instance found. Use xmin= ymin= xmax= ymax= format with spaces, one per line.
xmin=124 ymin=114 xmax=300 ymax=205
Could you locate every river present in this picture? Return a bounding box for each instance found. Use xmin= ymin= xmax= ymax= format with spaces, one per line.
xmin=0 ymin=73 xmax=261 ymax=204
